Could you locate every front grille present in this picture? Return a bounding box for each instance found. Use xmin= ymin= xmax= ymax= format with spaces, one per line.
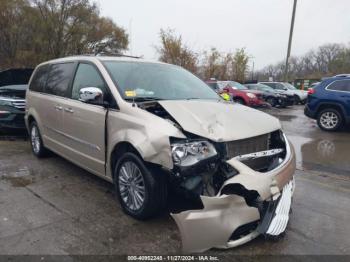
xmin=224 ymin=131 xmax=287 ymax=172
xmin=11 ymin=100 xmax=26 ymax=111
xmin=226 ymin=134 xmax=270 ymax=159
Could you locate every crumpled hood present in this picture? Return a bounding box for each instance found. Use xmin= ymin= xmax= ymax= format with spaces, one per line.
xmin=158 ymin=100 xmax=281 ymax=142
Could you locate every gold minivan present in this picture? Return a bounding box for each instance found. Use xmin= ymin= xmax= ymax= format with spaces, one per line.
xmin=26 ymin=56 xmax=296 ymax=253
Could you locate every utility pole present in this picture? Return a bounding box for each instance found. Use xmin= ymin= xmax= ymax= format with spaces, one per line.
xmin=284 ymin=0 xmax=297 ymax=82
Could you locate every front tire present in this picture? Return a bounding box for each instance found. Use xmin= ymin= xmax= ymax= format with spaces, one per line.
xmin=29 ymin=121 xmax=48 ymax=157
xmin=114 ymin=152 xmax=167 ymax=220
xmin=266 ymin=97 xmax=277 ymax=107
xmin=317 ymin=108 xmax=343 ymax=132
xmin=234 ymin=97 xmax=245 ymax=105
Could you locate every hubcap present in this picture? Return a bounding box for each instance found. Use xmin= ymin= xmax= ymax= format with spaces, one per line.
xmin=31 ymin=126 xmax=41 ymax=154
xmin=118 ymin=161 xmax=145 ymax=211
xmin=320 ymin=112 xmax=338 ymax=129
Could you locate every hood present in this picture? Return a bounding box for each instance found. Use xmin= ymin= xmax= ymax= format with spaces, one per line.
xmin=0 ymin=85 xmax=27 ymax=99
xmin=158 ymin=100 xmax=281 ymax=142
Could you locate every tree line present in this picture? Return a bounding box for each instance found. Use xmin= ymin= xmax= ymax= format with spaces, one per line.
xmin=258 ymin=43 xmax=350 ymax=81
xmin=0 ymin=0 xmax=129 ymax=70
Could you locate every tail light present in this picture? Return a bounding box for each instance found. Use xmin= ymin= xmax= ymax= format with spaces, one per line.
xmin=308 ymin=88 xmax=315 ymax=95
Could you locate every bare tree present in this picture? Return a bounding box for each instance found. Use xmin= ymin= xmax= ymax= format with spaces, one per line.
xmin=156 ymin=28 xmax=198 ymax=74
xmin=232 ymin=48 xmax=249 ymax=82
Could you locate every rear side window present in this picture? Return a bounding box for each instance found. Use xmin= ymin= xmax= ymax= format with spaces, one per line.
xmin=327 ymin=80 xmax=350 ymax=92
xmin=45 ymin=63 xmax=75 ymax=97
xmin=29 ymin=65 xmax=49 ymax=92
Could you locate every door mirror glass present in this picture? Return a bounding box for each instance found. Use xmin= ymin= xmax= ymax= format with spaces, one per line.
xmin=79 ymin=87 xmax=104 ymax=105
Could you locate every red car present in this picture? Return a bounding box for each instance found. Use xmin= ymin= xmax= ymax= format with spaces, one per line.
xmin=206 ymin=80 xmax=266 ymax=107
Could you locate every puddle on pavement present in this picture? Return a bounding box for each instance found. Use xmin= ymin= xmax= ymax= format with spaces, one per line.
xmin=273 ymin=114 xmax=298 ymax=122
xmin=288 ymin=135 xmax=350 ymax=176
xmin=0 ymin=166 xmax=35 ymax=187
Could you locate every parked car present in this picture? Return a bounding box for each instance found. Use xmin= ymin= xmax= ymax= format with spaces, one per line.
xmin=206 ymin=80 xmax=267 ymax=107
xmin=304 ymin=75 xmax=350 ymax=131
xmin=26 ymin=56 xmax=295 ymax=253
xmin=259 ymin=81 xmax=307 ymax=104
xmin=0 ymin=68 xmax=33 ymax=131
xmin=0 ymin=85 xmax=27 ymax=130
xmin=244 ymin=83 xmax=291 ymax=107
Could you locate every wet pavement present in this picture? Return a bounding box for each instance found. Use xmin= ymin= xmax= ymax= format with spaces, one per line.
xmin=0 ymin=105 xmax=349 ymax=256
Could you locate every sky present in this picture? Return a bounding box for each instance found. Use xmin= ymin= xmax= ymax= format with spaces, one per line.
xmin=96 ymin=0 xmax=350 ymax=70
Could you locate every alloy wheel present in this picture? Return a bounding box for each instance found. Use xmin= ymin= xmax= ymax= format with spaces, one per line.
xmin=31 ymin=125 xmax=41 ymax=154
xmin=320 ymin=111 xmax=339 ymax=129
xmin=118 ymin=161 xmax=146 ymax=211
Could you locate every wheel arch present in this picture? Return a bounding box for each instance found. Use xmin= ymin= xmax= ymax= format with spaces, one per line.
xmin=110 ymin=141 xmax=142 ymax=179
xmin=316 ymin=102 xmax=346 ymax=120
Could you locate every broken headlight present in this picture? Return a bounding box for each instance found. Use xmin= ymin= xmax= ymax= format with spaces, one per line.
xmin=171 ymin=140 xmax=217 ymax=167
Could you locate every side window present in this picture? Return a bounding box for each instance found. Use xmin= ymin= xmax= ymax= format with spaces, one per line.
xmin=275 ymin=83 xmax=285 ymax=90
xmin=263 ymin=83 xmax=275 ymax=88
xmin=71 ymin=63 xmax=106 ymax=100
xmin=328 ymin=80 xmax=350 ymax=92
xmin=29 ymin=65 xmax=49 ymax=92
xmin=45 ymin=63 xmax=75 ymax=97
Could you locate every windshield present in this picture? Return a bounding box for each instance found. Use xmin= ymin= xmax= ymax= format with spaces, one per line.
xmin=218 ymin=81 xmax=247 ymax=90
xmin=103 ymin=61 xmax=219 ymax=101
xmin=283 ymin=82 xmax=297 ymax=90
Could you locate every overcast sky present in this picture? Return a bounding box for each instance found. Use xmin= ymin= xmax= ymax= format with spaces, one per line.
xmin=97 ymin=0 xmax=350 ymax=70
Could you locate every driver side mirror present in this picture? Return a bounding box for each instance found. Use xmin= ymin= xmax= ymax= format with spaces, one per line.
xmin=79 ymin=87 xmax=106 ymax=106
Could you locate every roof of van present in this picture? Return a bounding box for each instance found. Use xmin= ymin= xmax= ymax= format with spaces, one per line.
xmin=37 ymin=56 xmax=165 ymax=67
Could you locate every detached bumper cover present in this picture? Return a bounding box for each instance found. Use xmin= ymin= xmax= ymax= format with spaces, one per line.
xmin=171 ymin=140 xmax=296 ymax=253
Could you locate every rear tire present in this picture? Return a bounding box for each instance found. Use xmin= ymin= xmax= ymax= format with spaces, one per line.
xmin=29 ymin=121 xmax=48 ymax=158
xmin=114 ymin=152 xmax=167 ymax=220
xmin=293 ymin=95 xmax=301 ymax=105
xmin=317 ymin=108 xmax=343 ymax=132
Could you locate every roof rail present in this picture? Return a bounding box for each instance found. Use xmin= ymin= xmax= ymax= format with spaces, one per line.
xmin=334 ymin=74 xmax=350 ymax=78
xmin=96 ymin=52 xmax=142 ymax=59
xmin=65 ymin=52 xmax=142 ymax=59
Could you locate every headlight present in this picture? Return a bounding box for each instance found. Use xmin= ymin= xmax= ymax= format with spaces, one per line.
xmin=171 ymin=140 xmax=217 ymax=167
xmin=246 ymin=93 xmax=256 ymax=99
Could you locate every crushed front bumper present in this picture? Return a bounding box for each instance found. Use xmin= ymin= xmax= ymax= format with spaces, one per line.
xmin=171 ymin=139 xmax=296 ymax=253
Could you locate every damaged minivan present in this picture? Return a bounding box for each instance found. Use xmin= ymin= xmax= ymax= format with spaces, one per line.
xmin=25 ymin=56 xmax=296 ymax=253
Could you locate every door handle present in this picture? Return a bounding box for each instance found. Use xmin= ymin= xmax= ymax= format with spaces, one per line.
xmin=64 ymin=108 xmax=74 ymax=113
xmin=55 ymin=105 xmax=63 ymax=111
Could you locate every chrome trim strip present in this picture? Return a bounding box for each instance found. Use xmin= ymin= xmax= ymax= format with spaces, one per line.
xmin=264 ymin=133 xmax=291 ymax=175
xmin=234 ymin=148 xmax=284 ymax=162
xmin=44 ymin=125 xmax=101 ymax=151
xmin=0 ymin=97 xmax=26 ymax=102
